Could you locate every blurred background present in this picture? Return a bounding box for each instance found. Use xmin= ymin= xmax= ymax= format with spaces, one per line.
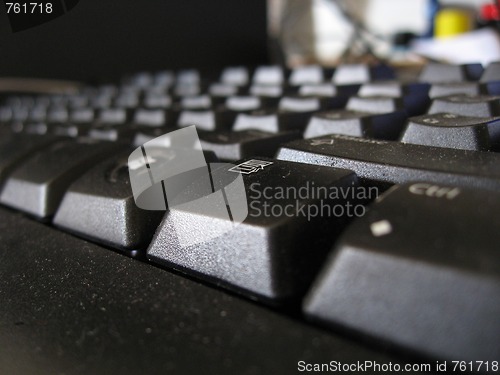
xmin=269 ymin=0 xmax=500 ymax=67
xmin=0 ymin=0 xmax=499 ymax=80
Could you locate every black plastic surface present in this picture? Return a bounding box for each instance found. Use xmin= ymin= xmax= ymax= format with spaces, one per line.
xmin=0 ymin=207 xmax=417 ymax=375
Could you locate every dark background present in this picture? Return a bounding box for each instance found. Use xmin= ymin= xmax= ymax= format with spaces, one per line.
xmin=0 ymin=0 xmax=269 ymax=82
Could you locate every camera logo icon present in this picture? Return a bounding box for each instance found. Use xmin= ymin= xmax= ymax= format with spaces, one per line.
xmin=128 ymin=126 xmax=248 ymax=247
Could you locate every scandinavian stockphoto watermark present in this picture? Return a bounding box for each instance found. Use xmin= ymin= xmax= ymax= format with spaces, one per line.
xmin=128 ymin=126 xmax=248 ymax=247
xmin=128 ymin=126 xmax=377 ymax=246
xmin=248 ymin=182 xmax=378 ymax=221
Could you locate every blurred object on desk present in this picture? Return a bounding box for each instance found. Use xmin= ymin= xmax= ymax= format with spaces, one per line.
xmin=434 ymin=7 xmax=474 ymax=38
xmin=411 ymin=28 xmax=500 ymax=65
xmin=268 ymin=0 xmax=500 ymax=67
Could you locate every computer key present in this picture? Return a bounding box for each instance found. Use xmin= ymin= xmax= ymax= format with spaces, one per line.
xmin=252 ymin=65 xmax=284 ymax=85
xmin=225 ymin=96 xmax=262 ymax=111
xmin=53 ymin=150 xmax=164 ymax=251
xmin=347 ymin=93 xmax=430 ymax=116
xmin=419 ymin=62 xmax=483 ymax=83
xmin=249 ymin=84 xmax=283 ymax=98
xmin=208 ymin=83 xmax=240 ymax=98
xmin=88 ymin=126 xmax=136 ymax=142
xmin=199 ymin=130 xmax=300 ymax=161
xmin=429 ymin=81 xmax=500 ymax=97
xmin=401 ymin=112 xmax=500 ymax=151
xmin=177 ymin=69 xmax=200 ymax=85
xmin=0 ymin=106 xmax=13 ymax=123
xmin=180 ymin=95 xmax=212 ymax=109
xmin=177 ymin=110 xmax=220 ymax=132
xmin=0 ymin=139 xmax=125 ymax=218
xmin=52 ymin=123 xmax=91 ymax=138
xmin=429 ymin=82 xmax=483 ymax=98
xmin=428 ymin=94 xmax=500 ymax=117
xmin=304 ymin=110 xmax=407 ymax=140
xmin=304 ymin=183 xmax=500 ymax=362
xmin=148 ymin=158 xmax=359 ymax=300
xmin=143 ymin=93 xmax=172 ymax=109
xmin=98 ymin=108 xmax=130 ymax=125
xmin=133 ymin=109 xmax=167 ymax=127
xmin=277 ymin=134 xmax=500 ymax=191
xmin=279 ymin=96 xmax=321 ymax=112
xmin=0 ymin=134 xmax=58 ymax=188
xmin=220 ymin=66 xmax=249 ymax=86
xmin=480 ymin=61 xmax=500 ymax=82
xmin=359 ymin=81 xmax=430 ymax=97
xmin=289 ymin=65 xmax=324 ymax=85
xmin=332 ymin=64 xmax=394 ymax=85
xmin=70 ymin=108 xmax=95 ymax=124
xmin=232 ymin=109 xmax=312 ymax=133
xmin=132 ymin=127 xmax=171 ymax=147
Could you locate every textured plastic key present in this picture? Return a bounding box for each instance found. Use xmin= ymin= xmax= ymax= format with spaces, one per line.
xmin=277 ymin=134 xmax=500 ymax=191
xmin=304 ymin=182 xmax=500 ymax=362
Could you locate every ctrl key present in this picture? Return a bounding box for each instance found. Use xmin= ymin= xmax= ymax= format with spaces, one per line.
xmin=303 ymin=183 xmax=500 ymax=362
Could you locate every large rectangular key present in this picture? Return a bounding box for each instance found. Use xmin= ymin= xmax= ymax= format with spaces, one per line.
xmin=277 ymin=135 xmax=500 ymax=191
xmin=147 ymin=158 xmax=359 ymax=301
xmin=304 ymin=183 xmax=500 ymax=362
xmin=0 ymin=139 xmax=125 ymax=218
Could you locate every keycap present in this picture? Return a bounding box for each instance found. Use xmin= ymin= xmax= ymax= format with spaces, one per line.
xmin=429 ymin=82 xmax=483 ymax=98
xmin=347 ymin=94 xmax=430 ymax=116
xmin=53 ymin=151 xmax=164 ymax=250
xmin=278 ymin=96 xmax=321 ymax=112
xmin=127 ymin=71 xmax=154 ymax=88
xmin=401 ymin=112 xmax=500 ymax=151
xmin=153 ymin=70 xmax=175 ymax=87
xmin=220 ymin=66 xmax=249 ymax=86
xmin=133 ymin=109 xmax=167 ymax=127
xmin=47 ymin=107 xmax=69 ymax=123
xmin=359 ymin=81 xmax=430 ymax=97
xmin=177 ymin=110 xmax=219 ymax=131
xmin=289 ymin=65 xmax=324 ymax=85
xmin=208 ymin=83 xmax=239 ymax=97
xmin=332 ymin=64 xmax=394 ymax=85
xmin=281 ymin=94 xmax=349 ymax=113
xmin=298 ymin=83 xmax=336 ymax=97
xmin=115 ymin=93 xmax=140 ymax=108
xmin=70 ymin=108 xmax=95 ymax=123
xmin=304 ymin=183 xmax=500 ymax=362
xmin=428 ymin=94 xmax=500 ymax=117
xmin=0 ymin=135 xmax=58 ymax=187
xmin=0 ymin=139 xmax=125 ymax=218
xmin=180 ymin=95 xmax=212 ymax=109
xmin=199 ymin=130 xmax=300 ymax=161
xmin=88 ymin=126 xmax=135 ymax=142
xmin=303 ymin=110 xmax=407 ymax=140
xmin=0 ymin=106 xmax=12 ymax=123
xmin=143 ymin=93 xmax=172 ymax=109
xmin=173 ymin=83 xmax=200 ymax=97
xmin=24 ymin=122 xmax=48 ymax=135
xmin=29 ymin=105 xmax=48 ymax=122
xmin=98 ymin=108 xmax=129 ymax=125
xmin=249 ymin=84 xmax=283 ymax=97
xmin=147 ymin=158 xmax=359 ymax=300
xmin=419 ymin=63 xmax=483 ymax=83
xmin=277 ymin=135 xmax=500 ymax=191
xmin=177 ymin=69 xmax=200 ymax=85
xmin=225 ymin=96 xmax=261 ymax=111
xmin=232 ymin=109 xmax=312 ymax=133
xmin=52 ymin=123 xmax=89 ymax=138
xmin=480 ymin=61 xmax=500 ymax=82
xmin=252 ymin=66 xmax=284 ymax=85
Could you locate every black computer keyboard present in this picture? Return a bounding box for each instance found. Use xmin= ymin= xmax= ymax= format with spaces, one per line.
xmin=0 ymin=62 xmax=499 ymax=375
